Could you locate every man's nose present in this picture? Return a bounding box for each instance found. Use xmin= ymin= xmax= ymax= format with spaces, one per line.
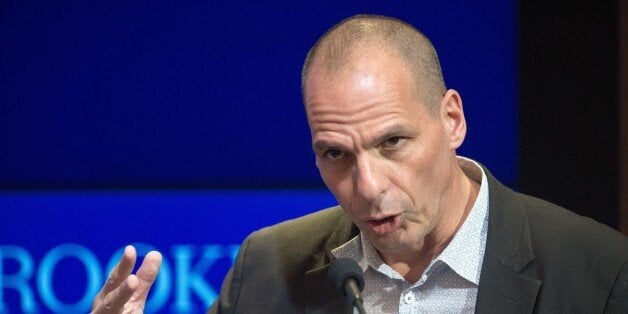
xmin=353 ymin=155 xmax=386 ymax=200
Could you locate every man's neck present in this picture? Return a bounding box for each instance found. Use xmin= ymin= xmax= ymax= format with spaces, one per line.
xmin=380 ymin=166 xmax=481 ymax=283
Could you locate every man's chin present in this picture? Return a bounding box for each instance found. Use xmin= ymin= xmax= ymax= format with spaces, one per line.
xmin=365 ymin=228 xmax=427 ymax=255
xmin=366 ymin=231 xmax=406 ymax=252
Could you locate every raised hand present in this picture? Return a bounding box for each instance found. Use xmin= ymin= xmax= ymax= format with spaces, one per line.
xmin=91 ymin=245 xmax=162 ymax=314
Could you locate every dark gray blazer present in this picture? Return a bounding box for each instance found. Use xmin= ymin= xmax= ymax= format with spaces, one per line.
xmin=210 ymin=170 xmax=628 ymax=313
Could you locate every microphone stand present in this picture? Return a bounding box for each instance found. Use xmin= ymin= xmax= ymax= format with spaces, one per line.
xmin=345 ymin=277 xmax=366 ymax=314
xmin=353 ymin=298 xmax=366 ymax=314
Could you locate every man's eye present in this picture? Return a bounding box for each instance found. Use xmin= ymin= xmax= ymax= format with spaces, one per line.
xmin=325 ymin=149 xmax=344 ymax=160
xmin=383 ymin=137 xmax=404 ymax=147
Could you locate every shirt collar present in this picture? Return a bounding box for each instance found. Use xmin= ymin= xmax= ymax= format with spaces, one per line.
xmin=437 ymin=156 xmax=489 ymax=284
xmin=331 ymin=156 xmax=489 ymax=285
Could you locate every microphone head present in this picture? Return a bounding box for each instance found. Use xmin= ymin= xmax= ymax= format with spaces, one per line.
xmin=327 ymin=258 xmax=365 ymax=296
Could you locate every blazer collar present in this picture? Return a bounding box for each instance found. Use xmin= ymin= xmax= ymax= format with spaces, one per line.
xmin=475 ymin=167 xmax=542 ymax=313
xmin=297 ymin=211 xmax=359 ymax=313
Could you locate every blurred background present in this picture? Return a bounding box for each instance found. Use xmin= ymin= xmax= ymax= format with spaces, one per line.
xmin=1 ymin=1 xmax=625 ymax=313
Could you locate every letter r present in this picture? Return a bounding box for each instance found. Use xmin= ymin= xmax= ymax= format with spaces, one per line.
xmin=0 ymin=246 xmax=36 ymax=313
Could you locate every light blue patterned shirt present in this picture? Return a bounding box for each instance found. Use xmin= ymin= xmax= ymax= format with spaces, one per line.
xmin=331 ymin=157 xmax=489 ymax=313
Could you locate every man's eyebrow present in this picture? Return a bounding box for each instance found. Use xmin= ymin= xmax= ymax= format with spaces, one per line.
xmin=312 ymin=141 xmax=337 ymax=152
xmin=312 ymin=126 xmax=412 ymax=151
xmin=370 ymin=125 xmax=408 ymax=145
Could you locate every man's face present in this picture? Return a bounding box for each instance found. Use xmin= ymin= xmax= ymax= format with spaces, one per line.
xmin=304 ymin=51 xmax=459 ymax=255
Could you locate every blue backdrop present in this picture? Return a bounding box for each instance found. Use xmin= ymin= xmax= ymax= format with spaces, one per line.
xmin=1 ymin=1 xmax=516 ymax=312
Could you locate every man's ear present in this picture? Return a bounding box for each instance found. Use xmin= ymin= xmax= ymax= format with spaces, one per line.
xmin=438 ymin=89 xmax=466 ymax=149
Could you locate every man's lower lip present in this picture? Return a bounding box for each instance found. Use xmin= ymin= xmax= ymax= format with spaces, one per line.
xmin=366 ymin=215 xmax=401 ymax=234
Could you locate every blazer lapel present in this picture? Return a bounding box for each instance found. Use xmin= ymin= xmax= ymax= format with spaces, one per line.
xmin=475 ymin=169 xmax=542 ymax=313
xmin=476 ymin=257 xmax=541 ymax=313
xmin=300 ymin=264 xmax=351 ymax=314
xmin=296 ymin=212 xmax=359 ymax=313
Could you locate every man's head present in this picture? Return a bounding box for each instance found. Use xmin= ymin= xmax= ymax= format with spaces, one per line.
xmin=302 ymin=14 xmax=446 ymax=115
xmin=302 ymin=15 xmax=469 ymax=256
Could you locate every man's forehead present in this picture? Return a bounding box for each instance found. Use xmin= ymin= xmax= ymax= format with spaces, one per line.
xmin=305 ymin=48 xmax=409 ymax=96
xmin=309 ymin=43 xmax=404 ymax=77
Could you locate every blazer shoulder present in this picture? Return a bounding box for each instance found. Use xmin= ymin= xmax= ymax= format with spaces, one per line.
xmin=214 ymin=206 xmax=352 ymax=312
xmin=511 ymin=191 xmax=628 ymax=298
xmin=255 ymin=205 xmax=347 ymax=238
xmin=250 ymin=205 xmax=349 ymax=250
xmin=243 ymin=206 xmax=353 ymax=271
xmin=514 ymin=191 xmax=627 ymax=256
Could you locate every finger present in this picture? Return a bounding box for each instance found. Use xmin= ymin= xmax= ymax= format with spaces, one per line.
xmin=132 ymin=250 xmax=162 ymax=302
xmin=96 ymin=245 xmax=137 ymax=301
xmin=93 ymin=274 xmax=139 ymax=313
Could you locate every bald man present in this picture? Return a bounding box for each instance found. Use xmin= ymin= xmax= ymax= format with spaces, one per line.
xmin=94 ymin=15 xmax=628 ymax=314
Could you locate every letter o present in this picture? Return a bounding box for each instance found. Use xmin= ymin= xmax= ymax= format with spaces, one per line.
xmin=37 ymin=243 xmax=101 ymax=312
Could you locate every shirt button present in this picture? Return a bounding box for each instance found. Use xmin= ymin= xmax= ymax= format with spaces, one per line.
xmin=403 ymin=292 xmax=416 ymax=304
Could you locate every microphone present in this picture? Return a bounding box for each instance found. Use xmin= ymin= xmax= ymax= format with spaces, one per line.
xmin=327 ymin=258 xmax=366 ymax=314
